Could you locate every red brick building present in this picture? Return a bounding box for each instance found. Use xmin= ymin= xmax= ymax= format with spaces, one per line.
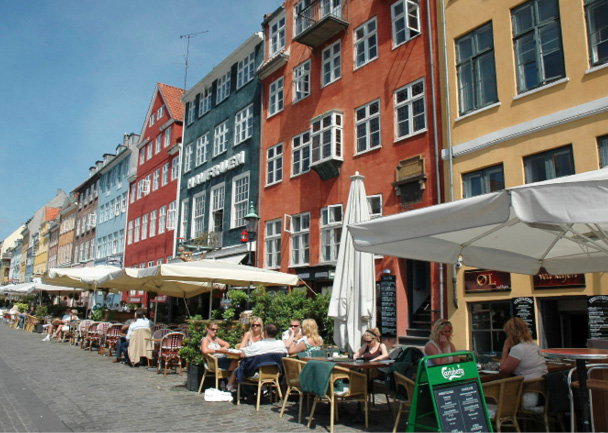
xmin=257 ymin=0 xmax=444 ymax=341
xmin=124 ymin=83 xmax=185 ymax=303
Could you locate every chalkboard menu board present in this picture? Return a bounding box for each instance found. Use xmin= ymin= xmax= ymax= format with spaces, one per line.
xmin=433 ymin=381 xmax=490 ymax=433
xmin=379 ymin=275 xmax=397 ymax=337
xmin=588 ymin=296 xmax=608 ymax=339
xmin=512 ymin=297 xmax=537 ymax=339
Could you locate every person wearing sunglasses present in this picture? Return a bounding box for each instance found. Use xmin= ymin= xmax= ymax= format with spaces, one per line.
xmin=286 ymin=318 xmax=323 ymax=356
xmin=281 ymin=319 xmax=303 ymax=344
xmin=354 ymin=328 xmax=389 ymax=362
xmin=201 ymin=320 xmax=239 ymax=374
xmin=240 ymin=316 xmax=264 ymax=348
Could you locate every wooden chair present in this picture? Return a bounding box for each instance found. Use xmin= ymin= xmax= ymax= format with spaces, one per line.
xmin=77 ymin=320 xmax=93 ymax=347
xmin=517 ymin=376 xmax=566 ymax=432
xmin=482 ymin=375 xmax=524 ymax=432
xmin=148 ymin=328 xmax=172 ymax=368
xmin=198 ymin=353 xmax=232 ymax=394
xmin=157 ymin=332 xmax=184 ymax=376
xmin=238 ymin=362 xmax=283 ymax=412
xmin=104 ymin=324 xmax=123 ymax=358
xmin=280 ymin=357 xmax=307 ymax=423
xmin=25 ymin=315 xmax=39 ymax=333
xmin=392 ymin=372 xmax=416 ymax=433
xmin=569 ymin=363 xmax=608 ymax=432
xmin=91 ymin=322 xmax=111 ymax=353
xmin=82 ymin=322 xmax=100 ymax=350
xmin=307 ymin=366 xmax=369 ymax=433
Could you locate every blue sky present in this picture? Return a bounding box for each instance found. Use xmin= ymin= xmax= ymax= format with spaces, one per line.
xmin=0 ymin=0 xmax=280 ymax=241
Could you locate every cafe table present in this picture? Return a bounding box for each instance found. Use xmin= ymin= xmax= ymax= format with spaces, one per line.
xmin=540 ymin=348 xmax=608 ymax=432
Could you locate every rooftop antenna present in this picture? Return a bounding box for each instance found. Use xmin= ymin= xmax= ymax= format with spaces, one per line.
xmin=180 ymin=30 xmax=209 ymax=90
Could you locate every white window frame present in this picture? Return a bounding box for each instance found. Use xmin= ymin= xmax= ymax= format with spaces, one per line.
xmin=134 ymin=218 xmax=141 ymax=243
xmin=310 ymin=111 xmax=343 ymax=166
xmin=187 ymin=101 xmax=196 ymax=125
xmin=149 ymin=209 xmax=157 ymax=238
xmin=121 ymin=192 xmax=127 ymax=213
xmin=235 ymin=104 xmax=253 ymax=145
xmin=167 ymin=201 xmax=177 ymax=230
xmin=141 ymin=214 xmax=148 ymax=241
xmin=130 ymin=183 xmax=136 ymax=203
xmin=367 ymin=194 xmax=383 ymax=218
xmin=209 ymin=184 xmax=225 ymax=234
xmin=322 ymin=41 xmax=342 ymax=87
xmin=216 ymin=71 xmax=231 ymax=104
xmin=139 ymin=148 xmax=145 ymax=165
xmin=355 ymin=99 xmax=381 ymax=154
xmin=164 ymin=126 xmax=172 ymax=148
xmin=155 ymin=135 xmax=161 ymax=154
xmin=158 ymin=206 xmax=167 ymax=234
xmin=293 ymin=60 xmax=311 ymax=103
xmin=289 ymin=213 xmax=310 ymax=266
xmin=184 ymin=143 xmax=193 ymax=172
xmin=149 ymin=113 xmax=155 ymax=127
xmin=213 ymin=121 xmax=229 ymax=157
xmin=171 ymin=156 xmax=179 ymax=181
xmin=269 ymin=13 xmax=286 ymax=58
xmin=153 ymin=169 xmax=160 ymax=191
xmin=266 ymin=143 xmax=283 ymax=186
xmin=394 ymin=78 xmax=427 ymax=140
xmin=198 ymin=87 xmax=212 ymax=116
xmin=354 ymin=17 xmax=378 ymax=69
xmin=268 ymin=77 xmax=284 ymax=117
xmin=147 ymin=143 xmax=153 ymax=160
xmin=162 ymin=163 xmax=169 ymax=186
xmin=320 ymin=204 xmax=343 ymax=263
xmin=265 ymin=219 xmax=282 ymax=269
xmin=391 ymin=0 xmax=420 ymax=48
xmin=181 ymin=199 xmax=190 ymax=239
xmin=231 ymin=172 xmax=250 ymax=228
xmin=195 ymin=133 xmax=208 ymax=166
xmin=292 ymin=130 xmax=311 ymax=177
xmin=237 ymin=51 xmax=256 ymax=89
xmin=191 ymin=192 xmax=205 ymax=238
xmin=157 ymin=105 xmax=164 ymax=119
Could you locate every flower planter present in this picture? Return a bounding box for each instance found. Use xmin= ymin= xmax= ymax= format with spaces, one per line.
xmin=186 ymin=363 xmax=205 ymax=392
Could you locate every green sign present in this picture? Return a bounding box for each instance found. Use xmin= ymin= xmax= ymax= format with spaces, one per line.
xmin=407 ymin=351 xmax=492 ymax=432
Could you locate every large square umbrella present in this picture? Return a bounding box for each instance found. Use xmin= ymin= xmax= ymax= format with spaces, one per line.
xmin=328 ymin=173 xmax=376 ymax=354
xmin=348 ymin=168 xmax=608 ymax=275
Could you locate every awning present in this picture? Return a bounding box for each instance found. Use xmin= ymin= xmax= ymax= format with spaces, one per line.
xmin=214 ymin=254 xmax=248 ymax=265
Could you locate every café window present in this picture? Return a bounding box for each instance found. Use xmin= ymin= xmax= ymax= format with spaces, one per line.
xmin=462 ymin=164 xmax=505 ymax=198
xmin=469 ymin=301 xmax=512 ymax=354
xmin=524 ymin=144 xmax=574 ymax=183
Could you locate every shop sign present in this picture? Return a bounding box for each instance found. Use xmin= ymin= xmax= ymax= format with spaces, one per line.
xmin=379 ymin=275 xmax=397 ymax=338
xmin=186 ymin=151 xmax=245 ymax=189
xmin=533 ymin=268 xmax=585 ymax=289
xmin=464 ymin=270 xmax=511 ymax=293
xmin=511 ymin=297 xmax=537 ymax=339
xmin=588 ymin=296 xmax=608 ymax=339
xmin=128 ymin=297 xmax=141 ymax=303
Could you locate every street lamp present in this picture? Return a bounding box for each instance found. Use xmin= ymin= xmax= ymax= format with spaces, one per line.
xmin=244 ymin=201 xmax=260 ymax=266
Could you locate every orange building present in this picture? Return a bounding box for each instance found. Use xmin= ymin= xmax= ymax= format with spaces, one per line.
xmin=257 ymin=0 xmax=444 ymax=342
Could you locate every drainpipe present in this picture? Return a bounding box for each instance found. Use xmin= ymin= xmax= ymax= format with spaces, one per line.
xmin=439 ymin=0 xmax=457 ymax=310
xmin=425 ymin=0 xmax=444 ymax=320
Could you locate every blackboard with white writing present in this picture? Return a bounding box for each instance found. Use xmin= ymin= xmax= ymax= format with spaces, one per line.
xmin=433 ymin=381 xmax=490 ymax=433
xmin=588 ymin=296 xmax=608 ymax=339
xmin=379 ymin=275 xmax=397 ymax=337
xmin=512 ymin=297 xmax=537 ymax=339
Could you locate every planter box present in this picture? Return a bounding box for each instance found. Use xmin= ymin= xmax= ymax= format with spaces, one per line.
xmin=186 ymin=363 xmax=205 ymax=392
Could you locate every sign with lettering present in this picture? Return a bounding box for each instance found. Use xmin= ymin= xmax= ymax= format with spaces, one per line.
xmin=186 ymin=151 xmax=246 ymax=189
xmin=433 ymin=381 xmax=489 ymax=433
xmin=512 ymin=297 xmax=537 ymax=339
xmin=533 ymin=268 xmax=585 ymax=289
xmin=464 ymin=269 xmax=511 ymax=293
xmin=379 ymin=275 xmax=397 ymax=337
xmin=588 ymin=296 xmax=608 ymax=339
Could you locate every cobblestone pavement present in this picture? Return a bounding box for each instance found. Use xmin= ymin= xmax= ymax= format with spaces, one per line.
xmin=0 ymin=325 xmax=398 ymax=432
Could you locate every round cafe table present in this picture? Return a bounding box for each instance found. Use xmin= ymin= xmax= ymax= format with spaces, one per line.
xmin=540 ymin=348 xmax=608 ymax=432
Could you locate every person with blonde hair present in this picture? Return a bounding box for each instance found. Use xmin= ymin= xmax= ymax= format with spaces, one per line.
xmin=500 ymin=317 xmax=547 ymax=408
xmin=240 ymin=316 xmax=264 ymax=348
xmin=285 ymin=318 xmax=323 ymax=356
xmin=354 ymin=328 xmax=389 ymax=361
xmin=424 ymin=319 xmax=457 ymax=365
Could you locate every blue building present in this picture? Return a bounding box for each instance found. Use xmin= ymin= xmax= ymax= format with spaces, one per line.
xmin=94 ymin=133 xmax=140 ymax=268
xmin=178 ymin=33 xmax=263 ymax=263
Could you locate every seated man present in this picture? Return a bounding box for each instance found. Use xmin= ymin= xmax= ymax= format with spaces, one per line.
xmin=52 ymin=309 xmax=79 ymax=341
xmin=42 ymin=308 xmax=73 ymax=342
xmin=281 ymin=319 xmax=302 ymax=345
xmin=225 ymin=323 xmax=287 ymax=392
xmin=114 ymin=309 xmax=151 ymax=365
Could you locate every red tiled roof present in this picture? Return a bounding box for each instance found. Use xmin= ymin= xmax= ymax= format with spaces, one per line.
xmin=158 ymin=83 xmax=186 ymax=122
xmin=45 ymin=207 xmax=60 ymax=222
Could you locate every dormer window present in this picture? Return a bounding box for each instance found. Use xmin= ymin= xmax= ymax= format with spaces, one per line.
xmin=269 ymin=12 xmax=286 ymax=58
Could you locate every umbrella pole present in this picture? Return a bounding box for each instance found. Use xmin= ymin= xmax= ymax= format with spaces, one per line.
xmin=154 ymin=300 xmax=158 ymax=325
xmin=208 ymin=285 xmax=213 ymax=319
xmin=182 ymin=296 xmax=191 ymax=318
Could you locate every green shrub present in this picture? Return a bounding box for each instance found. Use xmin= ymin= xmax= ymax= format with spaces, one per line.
xmin=16 ymin=303 xmax=29 ymax=313
xmin=35 ymin=305 xmax=48 ymax=320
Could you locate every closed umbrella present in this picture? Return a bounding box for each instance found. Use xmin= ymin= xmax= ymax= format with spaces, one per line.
xmin=328 ymin=172 xmax=376 ymax=355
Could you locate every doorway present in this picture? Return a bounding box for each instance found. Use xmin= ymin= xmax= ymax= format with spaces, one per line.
xmin=538 ymin=297 xmax=588 ymax=348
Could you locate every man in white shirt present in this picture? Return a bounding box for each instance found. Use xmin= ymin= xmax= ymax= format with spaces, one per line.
xmin=241 ymin=323 xmax=288 ymax=358
xmin=281 ymin=319 xmax=302 ymax=344
xmin=42 ymin=308 xmax=74 ymax=341
xmin=114 ymin=309 xmax=150 ymax=364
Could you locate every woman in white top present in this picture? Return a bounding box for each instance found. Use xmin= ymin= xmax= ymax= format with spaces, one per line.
xmin=200 ymin=321 xmax=238 ymax=372
xmin=239 ymin=316 xmax=264 ymax=348
xmin=500 ymin=317 xmax=547 ymax=408
xmin=424 ymin=319 xmax=457 ymax=366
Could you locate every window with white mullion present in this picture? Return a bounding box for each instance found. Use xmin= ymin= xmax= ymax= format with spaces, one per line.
xmin=155 ymin=135 xmax=161 ymax=154
xmin=216 ymin=71 xmax=231 ymax=104
xmin=213 ymin=121 xmax=229 ymax=156
xmin=153 ymin=169 xmax=159 ymax=191
xmin=293 ymin=60 xmax=311 ymax=103
xmin=235 ymin=104 xmax=253 ymax=145
xmin=394 ymin=78 xmax=426 ymax=140
xmin=158 ymin=206 xmax=166 ymax=234
xmin=195 ymin=133 xmax=208 ymax=166
xmin=141 ymin=214 xmax=148 ymax=241
xmin=290 ymin=213 xmax=310 ymax=266
xmin=150 ymin=210 xmax=157 ymax=238
xmin=231 ymin=172 xmax=249 ymax=228
xmin=320 ymin=205 xmax=343 ymax=263
xmin=209 ymin=184 xmax=225 ymax=234
xmin=269 ymin=77 xmax=284 ymax=116
xmin=191 ymin=193 xmax=205 ymax=238
xmin=322 ymin=41 xmax=341 ymax=87
xmin=355 ymin=99 xmax=381 ymax=154
xmin=266 ymin=143 xmax=283 ymax=185
xmin=162 ymin=163 xmax=169 ymax=186
xmin=127 ymin=221 xmax=133 ymax=245
xmin=310 ymin=111 xmax=343 ymax=165
xmin=181 ymin=199 xmax=190 ymax=239
xmin=147 ymin=143 xmax=153 ymax=160
xmin=198 ymin=88 xmax=212 ymax=116
xmin=292 ymin=131 xmax=311 ymax=177
xmin=187 ymin=101 xmax=196 ymax=125
xmin=584 ymin=0 xmax=608 ymax=66
xmin=269 ymin=13 xmax=286 ymax=57
xmin=134 ymin=218 xmax=141 ymax=243
xmin=184 ymin=143 xmax=193 ymax=172
xmin=354 ymin=17 xmax=378 ymax=69
xmin=295 ymin=0 xmax=313 ymax=36
xmin=391 ymin=0 xmax=420 ymax=48
xmin=265 ymin=219 xmax=282 ymax=269
xmin=237 ymin=52 xmax=256 ymax=89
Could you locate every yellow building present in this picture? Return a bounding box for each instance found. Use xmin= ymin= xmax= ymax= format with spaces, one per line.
xmin=438 ymin=0 xmax=608 ymax=352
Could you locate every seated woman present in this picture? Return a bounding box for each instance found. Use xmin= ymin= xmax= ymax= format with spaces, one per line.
xmin=354 ymin=328 xmax=389 ymax=361
xmin=200 ymin=321 xmax=238 ymax=386
xmin=285 ymin=318 xmax=323 ymax=356
xmin=500 ymin=317 xmax=547 ymax=408
xmin=239 ymin=316 xmax=263 ymax=349
xmin=424 ymin=319 xmax=457 ymax=365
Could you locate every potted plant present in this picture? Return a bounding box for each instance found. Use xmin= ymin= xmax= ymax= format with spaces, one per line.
xmin=180 ymin=316 xmax=207 ymax=391
xmin=35 ymin=305 xmax=48 ymax=333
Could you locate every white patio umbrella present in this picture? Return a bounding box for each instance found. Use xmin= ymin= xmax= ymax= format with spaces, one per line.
xmin=349 ymin=168 xmax=608 ymax=275
xmin=328 ymin=172 xmax=376 ymax=354
xmin=3 ymin=281 xmax=84 ymax=295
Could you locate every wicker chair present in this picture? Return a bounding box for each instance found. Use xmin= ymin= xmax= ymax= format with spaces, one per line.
xmin=482 ymin=375 xmax=524 ymax=432
xmin=151 ymin=323 xmax=167 ymax=333
xmin=517 ymin=376 xmax=566 ymax=432
xmin=157 ymin=332 xmax=184 ymax=376
xmin=280 ymin=357 xmax=307 ymax=423
xmin=198 ymin=353 xmax=233 ymax=394
xmin=92 ymin=322 xmax=111 ymax=353
xmin=104 ymin=324 xmax=123 ymax=358
xmin=25 ymin=315 xmax=39 ymax=333
xmin=237 ymin=363 xmax=283 ymax=411
xmin=82 ymin=322 xmax=100 ymax=350
xmin=307 ymin=365 xmax=369 ymax=433
xmin=148 ymin=328 xmax=172 ymax=368
xmin=77 ymin=320 xmax=93 ymax=347
xmin=392 ymin=372 xmax=416 ymax=433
